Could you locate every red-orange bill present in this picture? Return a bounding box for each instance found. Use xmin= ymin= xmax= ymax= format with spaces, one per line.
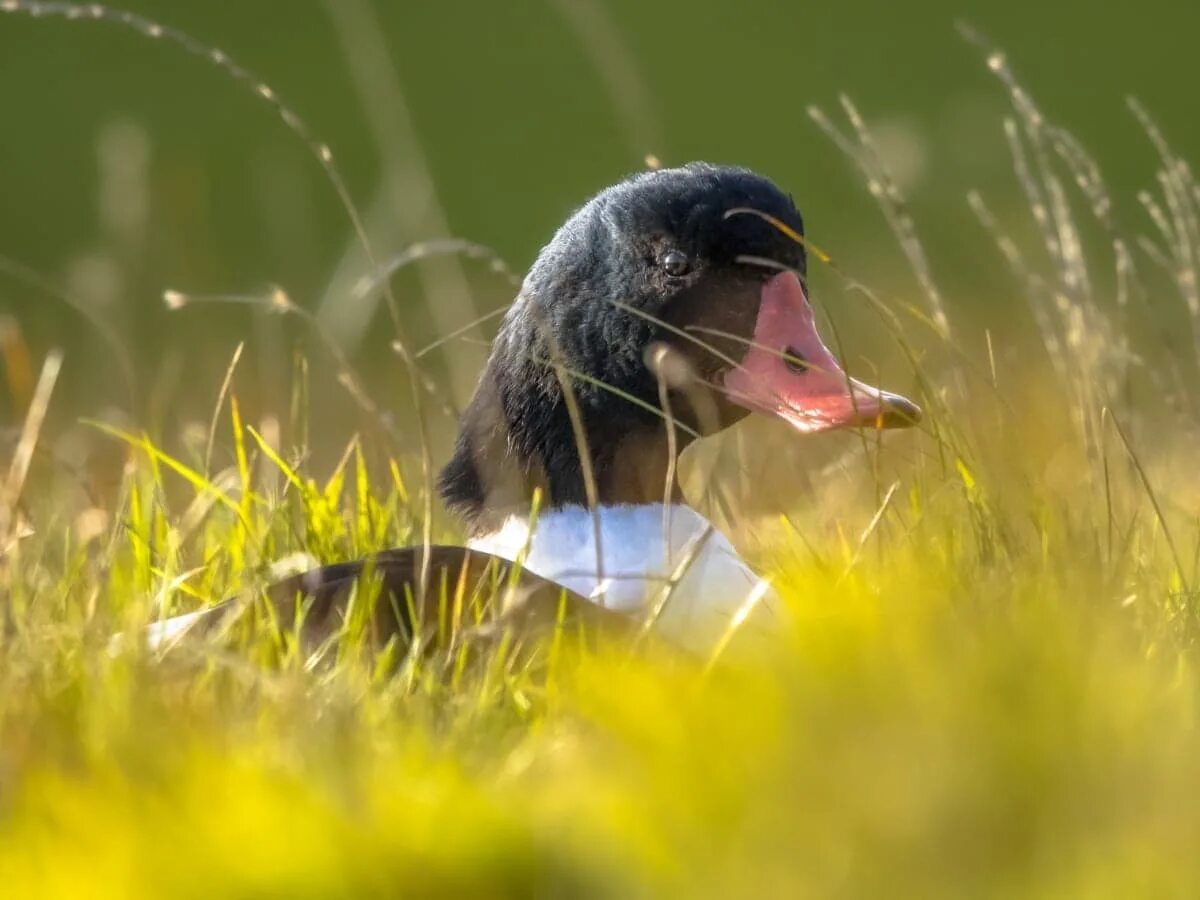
xmin=723 ymin=271 xmax=921 ymax=432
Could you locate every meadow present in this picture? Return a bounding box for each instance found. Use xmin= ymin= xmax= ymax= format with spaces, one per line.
xmin=1 ymin=3 xmax=1200 ymax=897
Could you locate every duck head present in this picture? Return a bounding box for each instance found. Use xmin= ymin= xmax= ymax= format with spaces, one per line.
xmin=440 ymin=163 xmax=920 ymax=534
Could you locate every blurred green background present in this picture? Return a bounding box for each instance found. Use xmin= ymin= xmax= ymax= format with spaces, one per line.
xmin=0 ymin=0 xmax=1196 ymax=446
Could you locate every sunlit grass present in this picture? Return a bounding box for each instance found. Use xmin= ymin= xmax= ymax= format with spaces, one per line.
xmin=0 ymin=342 xmax=1197 ymax=897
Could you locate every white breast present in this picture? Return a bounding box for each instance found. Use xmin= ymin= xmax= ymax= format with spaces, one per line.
xmin=469 ymin=504 xmax=778 ymax=655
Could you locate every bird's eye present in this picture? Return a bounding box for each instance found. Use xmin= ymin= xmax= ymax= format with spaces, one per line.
xmin=783 ymin=346 xmax=809 ymax=374
xmin=662 ymin=250 xmax=690 ymax=277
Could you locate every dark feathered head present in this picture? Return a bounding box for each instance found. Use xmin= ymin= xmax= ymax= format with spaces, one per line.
xmin=440 ymin=163 xmax=918 ymax=532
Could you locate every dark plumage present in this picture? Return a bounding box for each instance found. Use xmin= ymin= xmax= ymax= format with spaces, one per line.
xmin=173 ymin=546 xmax=631 ymax=656
xmin=441 ymin=163 xmax=808 ymax=534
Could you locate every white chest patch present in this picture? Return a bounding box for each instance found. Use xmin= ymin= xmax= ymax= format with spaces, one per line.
xmin=469 ymin=504 xmax=778 ymax=654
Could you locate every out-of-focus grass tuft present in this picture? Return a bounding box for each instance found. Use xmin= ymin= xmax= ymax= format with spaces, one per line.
xmin=1 ymin=380 xmax=1198 ymax=898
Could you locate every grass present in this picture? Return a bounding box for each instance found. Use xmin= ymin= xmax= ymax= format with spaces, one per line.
xmin=3 ymin=374 xmax=1199 ymax=898
xmin=2 ymin=5 xmax=1200 ymax=897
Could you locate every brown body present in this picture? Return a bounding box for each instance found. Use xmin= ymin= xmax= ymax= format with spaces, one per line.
xmin=172 ymin=547 xmax=634 ymax=656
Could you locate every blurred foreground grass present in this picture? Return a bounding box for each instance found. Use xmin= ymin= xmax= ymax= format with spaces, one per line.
xmin=2 ymin=8 xmax=1200 ymax=899
xmin=1 ymin=358 xmax=1197 ymax=897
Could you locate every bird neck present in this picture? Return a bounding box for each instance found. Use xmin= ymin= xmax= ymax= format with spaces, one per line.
xmin=438 ymin=376 xmax=697 ymax=536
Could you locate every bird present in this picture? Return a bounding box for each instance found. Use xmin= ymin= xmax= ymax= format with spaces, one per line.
xmin=147 ymin=162 xmax=920 ymax=659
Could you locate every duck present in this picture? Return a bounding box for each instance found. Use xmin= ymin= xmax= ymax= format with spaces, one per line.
xmin=148 ymin=163 xmax=920 ymax=658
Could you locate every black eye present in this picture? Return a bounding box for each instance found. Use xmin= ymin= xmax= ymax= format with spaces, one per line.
xmin=783 ymin=346 xmax=808 ymax=374
xmin=663 ymin=250 xmax=690 ymax=277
